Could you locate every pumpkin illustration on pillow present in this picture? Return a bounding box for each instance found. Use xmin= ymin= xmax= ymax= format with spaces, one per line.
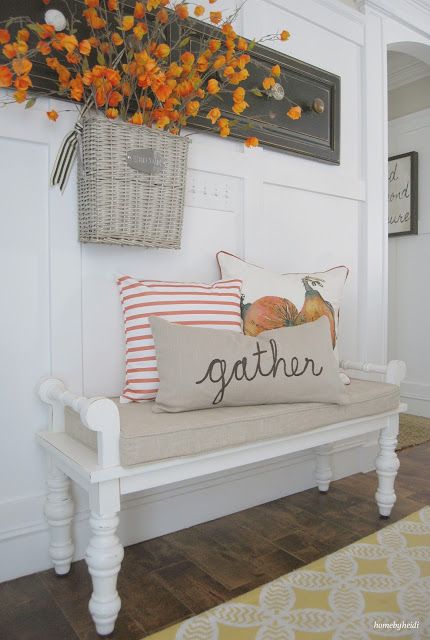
xmin=243 ymin=296 xmax=298 ymax=337
xmin=242 ymin=276 xmax=337 ymax=348
xmin=294 ymin=277 xmax=336 ymax=348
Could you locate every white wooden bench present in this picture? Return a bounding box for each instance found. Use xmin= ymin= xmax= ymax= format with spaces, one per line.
xmin=36 ymin=359 xmax=406 ymax=636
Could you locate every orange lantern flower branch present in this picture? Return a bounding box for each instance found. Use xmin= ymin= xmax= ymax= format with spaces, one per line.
xmin=0 ymin=1 xmax=301 ymax=149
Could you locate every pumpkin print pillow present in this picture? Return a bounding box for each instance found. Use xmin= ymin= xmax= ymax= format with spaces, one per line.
xmin=217 ymin=251 xmax=349 ymax=364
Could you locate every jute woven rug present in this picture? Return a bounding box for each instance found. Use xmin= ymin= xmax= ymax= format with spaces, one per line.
xmin=145 ymin=507 xmax=430 ymax=640
xmin=397 ymin=413 xmax=430 ymax=452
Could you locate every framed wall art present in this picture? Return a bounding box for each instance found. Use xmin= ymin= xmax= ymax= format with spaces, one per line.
xmin=388 ymin=151 xmax=418 ymax=237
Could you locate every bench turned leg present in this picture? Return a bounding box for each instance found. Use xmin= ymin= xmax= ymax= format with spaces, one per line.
xmin=86 ymin=512 xmax=124 ymax=636
xmin=315 ymin=444 xmax=333 ymax=493
xmin=44 ymin=467 xmax=74 ymax=576
xmin=375 ymin=416 xmax=400 ymax=518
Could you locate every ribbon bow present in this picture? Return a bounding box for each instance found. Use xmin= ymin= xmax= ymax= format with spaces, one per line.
xmin=50 ymin=119 xmax=85 ymax=193
xmin=50 ymin=101 xmax=94 ymax=193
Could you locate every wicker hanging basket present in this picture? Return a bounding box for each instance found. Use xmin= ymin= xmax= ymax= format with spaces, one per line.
xmin=77 ymin=113 xmax=190 ymax=248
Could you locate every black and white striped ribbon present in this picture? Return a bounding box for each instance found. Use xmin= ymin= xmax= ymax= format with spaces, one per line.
xmin=50 ymin=120 xmax=84 ymax=192
xmin=51 ymin=102 xmax=93 ymax=192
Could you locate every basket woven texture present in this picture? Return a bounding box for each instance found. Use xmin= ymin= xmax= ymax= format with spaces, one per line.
xmin=78 ymin=114 xmax=189 ymax=248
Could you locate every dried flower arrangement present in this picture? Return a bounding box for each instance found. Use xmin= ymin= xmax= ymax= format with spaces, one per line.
xmin=0 ymin=0 xmax=301 ymax=149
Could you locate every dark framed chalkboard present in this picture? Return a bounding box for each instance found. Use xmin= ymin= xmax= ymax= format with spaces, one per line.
xmin=185 ymin=17 xmax=340 ymax=164
xmin=0 ymin=0 xmax=341 ymax=164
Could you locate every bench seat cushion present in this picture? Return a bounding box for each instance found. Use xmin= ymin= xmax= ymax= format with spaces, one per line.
xmin=65 ymin=378 xmax=400 ymax=467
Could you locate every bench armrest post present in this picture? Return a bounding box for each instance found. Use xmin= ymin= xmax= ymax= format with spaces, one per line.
xmin=39 ymin=378 xmax=120 ymax=468
xmin=384 ymin=360 xmax=407 ymax=386
xmin=340 ymin=360 xmax=406 ymax=387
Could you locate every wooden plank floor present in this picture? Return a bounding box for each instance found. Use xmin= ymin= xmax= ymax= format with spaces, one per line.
xmin=1 ymin=441 xmax=429 ymax=640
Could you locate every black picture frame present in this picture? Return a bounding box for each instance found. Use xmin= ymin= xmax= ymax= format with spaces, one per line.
xmin=0 ymin=0 xmax=340 ymax=164
xmin=388 ymin=151 xmax=418 ymax=237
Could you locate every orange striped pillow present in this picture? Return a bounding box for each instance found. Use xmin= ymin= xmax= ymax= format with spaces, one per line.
xmin=117 ymin=276 xmax=243 ymax=402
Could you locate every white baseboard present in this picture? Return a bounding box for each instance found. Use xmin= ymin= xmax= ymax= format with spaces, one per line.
xmin=401 ymin=380 xmax=430 ymax=418
xmin=0 ymin=434 xmax=379 ymax=583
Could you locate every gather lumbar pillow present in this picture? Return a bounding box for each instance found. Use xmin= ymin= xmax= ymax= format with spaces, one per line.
xmin=150 ymin=315 xmax=348 ymax=412
xmin=117 ymin=276 xmax=242 ymax=402
xmin=217 ymin=251 xmax=348 ymax=357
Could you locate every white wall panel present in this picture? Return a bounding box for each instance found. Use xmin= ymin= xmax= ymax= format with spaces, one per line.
xmin=0 ymin=137 xmax=50 ymax=501
xmin=249 ymin=182 xmax=359 ymax=359
xmin=256 ymin=183 xmax=357 ymax=271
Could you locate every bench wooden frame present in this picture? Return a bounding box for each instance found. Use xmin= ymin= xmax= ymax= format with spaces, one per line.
xmin=36 ymin=359 xmax=406 ymax=636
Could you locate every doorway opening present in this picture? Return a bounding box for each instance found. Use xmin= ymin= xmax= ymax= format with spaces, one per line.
xmin=387 ymin=41 xmax=430 ymax=444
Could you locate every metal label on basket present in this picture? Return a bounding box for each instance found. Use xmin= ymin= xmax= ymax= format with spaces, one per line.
xmin=126 ymin=149 xmax=164 ymax=174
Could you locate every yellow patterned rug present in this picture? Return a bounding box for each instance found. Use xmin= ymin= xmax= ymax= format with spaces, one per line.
xmin=146 ymin=507 xmax=430 ymax=640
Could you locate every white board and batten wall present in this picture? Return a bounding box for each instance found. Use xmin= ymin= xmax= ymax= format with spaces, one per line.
xmin=0 ymin=0 xmax=427 ymax=582
xmin=388 ymin=107 xmax=430 ymax=418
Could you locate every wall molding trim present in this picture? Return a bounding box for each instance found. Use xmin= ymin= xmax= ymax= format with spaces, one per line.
xmin=299 ymin=0 xmax=365 ymax=25
xmin=263 ymin=0 xmax=365 ymax=45
xmin=401 ymin=381 xmax=430 ymax=418
xmin=361 ymin=8 xmax=389 ymax=364
xmin=388 ymin=60 xmax=430 ymax=91
xmin=359 ymin=0 xmax=430 ymax=39
xmin=186 ymin=146 xmax=367 ymax=204
xmin=389 ymin=106 xmax=430 ymax=132
xmin=314 ymin=0 xmax=365 ymax=23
